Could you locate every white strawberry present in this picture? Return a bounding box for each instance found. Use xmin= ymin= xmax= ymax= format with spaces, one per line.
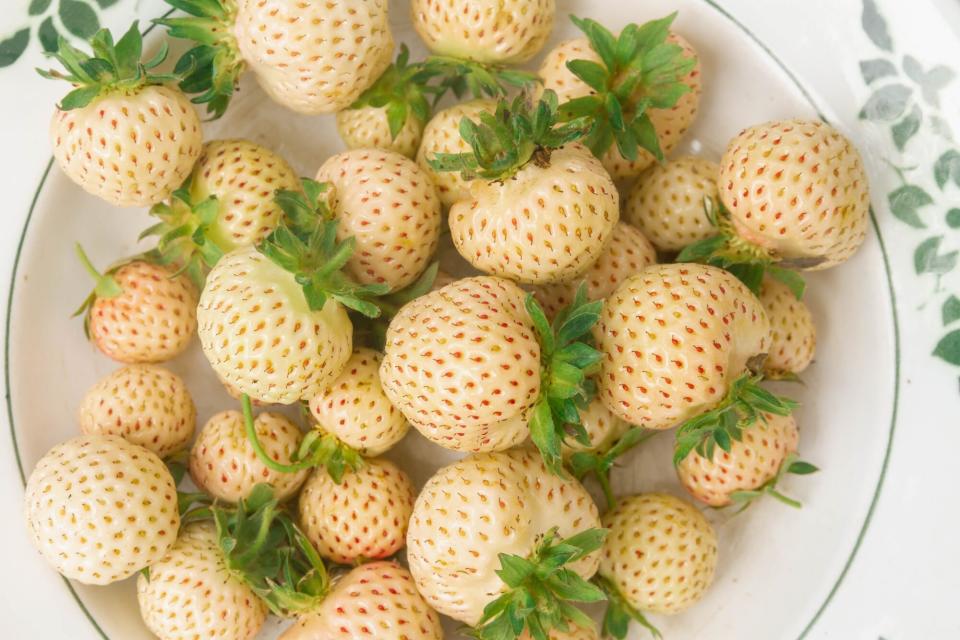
xmin=43 ymin=24 xmax=202 ymax=207
xmin=189 ymin=409 xmax=308 ymax=503
xmin=597 ymin=263 xmax=773 ymax=430
xmin=298 ymin=457 xmax=416 ymax=564
xmin=280 ymin=561 xmax=443 ymax=640
xmin=759 ymin=277 xmax=817 ymax=376
xmin=146 ymin=139 xmax=301 ymax=279
xmin=306 ymin=347 xmax=409 ymax=456
xmin=137 ymin=522 xmax=268 ymax=640
xmin=717 ymin=119 xmax=869 ymax=270
xmin=381 ymin=275 xmax=604 ymax=472
xmin=24 ymin=435 xmax=180 ymax=585
xmin=676 ymin=412 xmax=816 ymax=508
xmin=407 ymin=447 xmax=605 ymax=636
xmin=316 ymin=149 xmax=442 ymax=291
xmin=336 ymin=45 xmax=434 ymax=158
xmin=597 ymin=493 xmax=718 ymax=639
xmin=532 ymin=221 xmax=656 ymax=318
xmin=78 ymin=364 xmax=196 ymax=458
xmin=624 ymin=156 xmax=720 ymax=252
xmin=416 ymin=98 xmax=497 ymax=208
xmin=434 ymin=93 xmax=619 ymax=285
xmin=162 ymin=0 xmax=394 ymax=115
xmin=197 ymin=180 xmax=387 ymax=404
xmin=76 ymin=248 xmax=198 ymax=365
xmin=410 ymin=0 xmax=554 ymax=64
xmin=538 ymin=17 xmax=700 ymax=182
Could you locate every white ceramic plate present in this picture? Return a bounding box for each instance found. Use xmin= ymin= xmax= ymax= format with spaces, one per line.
xmin=1 ymin=0 xmax=959 ymax=638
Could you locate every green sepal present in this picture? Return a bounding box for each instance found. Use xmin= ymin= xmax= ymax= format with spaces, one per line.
xmin=595 ymin=574 xmax=662 ymax=639
xmin=728 ymin=452 xmax=819 ymax=512
xmin=156 ymin=0 xmax=243 ymax=118
xmin=258 ymin=178 xmax=389 ymax=316
xmin=352 ymin=262 xmax=440 ymax=350
xmin=557 ymin=14 xmax=696 ymax=162
xmin=428 ymin=90 xmax=591 ymax=182
xmin=181 ymin=482 xmax=330 ymax=616
xmin=675 ymin=197 xmax=811 ymax=299
xmin=568 ymin=427 xmax=657 ymax=509
xmin=525 ymin=284 xmax=604 ymax=476
xmin=242 ymin=395 xmax=364 ymax=484
xmin=144 ymin=186 xmax=224 ymax=289
xmin=423 ymin=55 xmax=537 ymax=102
xmin=38 ymin=22 xmax=179 ymax=109
xmin=672 ymin=372 xmax=798 ymax=467
xmin=469 ymin=527 xmax=608 ymax=640
xmin=348 ymin=44 xmax=442 ymax=139
xmin=72 ymin=243 xmax=130 ymax=339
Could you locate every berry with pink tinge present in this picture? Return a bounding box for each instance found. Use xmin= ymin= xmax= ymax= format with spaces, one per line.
xmin=280 ymin=561 xmax=443 ymax=640
xmin=298 ymin=457 xmax=416 ymax=564
xmin=78 ymin=364 xmax=195 ymax=458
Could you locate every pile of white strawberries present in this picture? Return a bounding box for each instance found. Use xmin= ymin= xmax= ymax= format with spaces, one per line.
xmin=24 ymin=1 xmax=869 ymax=639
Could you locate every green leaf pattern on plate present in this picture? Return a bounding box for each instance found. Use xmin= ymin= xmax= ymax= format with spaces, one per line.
xmin=857 ymin=1 xmax=960 ymax=373
xmin=0 ymin=0 xmax=123 ymax=69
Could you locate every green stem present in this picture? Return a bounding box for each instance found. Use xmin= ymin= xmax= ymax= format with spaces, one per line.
xmin=232 ymin=501 xmax=277 ymax=567
xmin=765 ymin=487 xmax=803 ymax=509
xmin=75 ymin=243 xmax=104 ymax=282
xmin=242 ymin=395 xmax=313 ymax=474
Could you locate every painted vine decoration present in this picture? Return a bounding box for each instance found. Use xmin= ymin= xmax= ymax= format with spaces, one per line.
xmin=0 ymin=0 xmax=121 ymax=68
xmin=859 ymin=0 xmax=960 ymax=369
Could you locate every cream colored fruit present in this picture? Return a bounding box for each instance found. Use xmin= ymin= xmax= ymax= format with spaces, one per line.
xmin=307 ymin=348 xmax=409 ymax=456
xmin=417 ymin=99 xmax=497 ymax=208
xmin=50 ymin=85 xmax=202 ymax=206
xmin=298 ymin=458 xmax=415 ymax=564
xmin=538 ymin=34 xmax=701 ymax=181
xmin=532 ymin=221 xmax=656 ymax=318
xmin=624 ymin=156 xmax=720 ymax=252
xmin=336 ymin=106 xmax=424 ymax=158
xmin=410 ymin=0 xmax=555 ymax=64
xmin=599 ymin=493 xmax=717 ymax=614
xmin=379 ymin=276 xmax=538 ymax=452
xmin=234 ymin=0 xmax=393 ymax=114
xmin=562 ymin=398 xmax=630 ymax=456
xmin=138 ymin=522 xmax=267 ymax=640
xmin=78 ymin=364 xmax=195 ymax=458
xmin=316 ymin=149 xmax=442 ymax=290
xmin=719 ymin=119 xmax=870 ymax=269
xmin=280 ymin=561 xmax=443 ymax=640
xmin=189 ymin=410 xmax=307 ymax=503
xmin=197 ymin=246 xmax=353 ymax=404
xmin=449 ymin=143 xmax=619 ymax=284
xmin=190 ymin=139 xmax=300 ymax=252
xmin=407 ymin=448 xmax=601 ymax=625
xmin=677 ymin=413 xmax=799 ymax=506
xmin=24 ymin=435 xmax=179 ymax=585
xmin=760 ymin=277 xmax=817 ymax=375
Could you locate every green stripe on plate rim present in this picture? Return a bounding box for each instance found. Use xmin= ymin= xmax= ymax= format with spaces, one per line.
xmin=2 ymin=3 xmax=901 ymax=640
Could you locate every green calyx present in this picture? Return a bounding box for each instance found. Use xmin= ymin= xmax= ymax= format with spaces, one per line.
xmin=557 ymin=13 xmax=696 ymax=163
xmin=259 ymin=178 xmax=389 ymax=318
xmin=156 ymin=0 xmax=243 ymax=118
xmin=672 ymin=368 xmax=798 ymax=467
xmin=38 ymin=22 xmax=177 ymax=110
xmin=349 ymin=44 xmax=441 ymax=140
xmin=568 ymin=427 xmax=657 ymax=510
xmin=353 ymin=262 xmax=440 ymax=351
xmin=595 ymin=574 xmax=661 ymax=640
xmin=525 ymin=284 xmax=604 ymax=476
xmin=729 ymin=452 xmax=819 ymax=511
xmin=180 ymin=483 xmax=330 ymax=615
xmin=676 ymin=198 xmax=811 ymax=299
xmin=428 ymin=90 xmax=591 ymax=182
xmin=142 ymin=187 xmax=222 ymax=289
xmin=470 ymin=527 xmax=608 ymax=640
xmin=423 ymin=55 xmax=538 ymax=102
xmin=242 ymin=395 xmax=364 ymax=484
xmin=73 ymin=243 xmax=123 ymax=321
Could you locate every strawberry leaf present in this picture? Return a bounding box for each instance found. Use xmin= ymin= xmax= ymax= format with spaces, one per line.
xmin=424 ymin=55 xmax=537 ymax=102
